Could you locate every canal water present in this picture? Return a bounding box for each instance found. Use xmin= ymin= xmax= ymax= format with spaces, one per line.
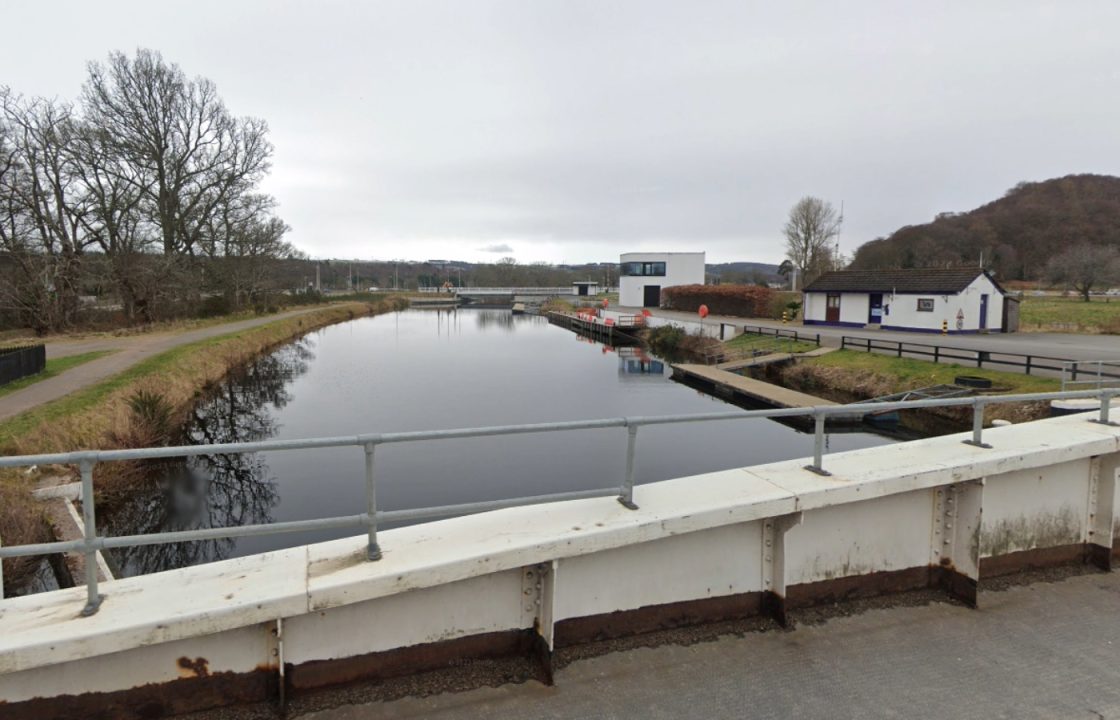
xmin=102 ymin=309 xmax=893 ymax=577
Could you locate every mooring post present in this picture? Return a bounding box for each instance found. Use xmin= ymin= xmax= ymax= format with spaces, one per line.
xmin=617 ymin=424 xmax=639 ymax=510
xmin=1096 ymin=390 xmax=1117 ymax=426
xmin=79 ymin=458 xmax=104 ymax=616
xmin=364 ymin=442 xmax=382 ymax=560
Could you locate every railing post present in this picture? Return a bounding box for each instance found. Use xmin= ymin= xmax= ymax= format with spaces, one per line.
xmin=963 ymin=398 xmax=992 ymax=449
xmin=1072 ymin=362 xmax=1079 ymax=381
xmin=841 ymin=337 xmax=846 ymax=350
xmin=617 ymin=424 xmax=639 ymax=510
xmin=364 ymin=442 xmax=382 ymax=560
xmin=1095 ymin=390 xmax=1118 ymax=427
xmin=79 ymin=459 xmax=104 ymax=616
xmin=804 ymin=410 xmax=831 ymax=476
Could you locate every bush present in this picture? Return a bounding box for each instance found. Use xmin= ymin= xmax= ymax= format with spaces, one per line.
xmin=663 ymin=284 xmax=775 ymax=318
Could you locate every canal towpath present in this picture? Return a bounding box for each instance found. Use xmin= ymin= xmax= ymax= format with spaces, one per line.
xmin=0 ymin=307 xmax=330 ymax=424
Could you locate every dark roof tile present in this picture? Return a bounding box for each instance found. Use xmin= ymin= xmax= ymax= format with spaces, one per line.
xmin=803 ymin=268 xmax=1001 ymax=294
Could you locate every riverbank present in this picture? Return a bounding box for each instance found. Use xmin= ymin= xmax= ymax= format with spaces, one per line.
xmin=771 ymin=350 xmax=1060 ymax=430
xmin=0 ymin=297 xmax=408 ymax=595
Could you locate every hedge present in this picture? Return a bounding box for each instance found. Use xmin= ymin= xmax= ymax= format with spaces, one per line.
xmin=662 ymin=284 xmax=775 ymax=318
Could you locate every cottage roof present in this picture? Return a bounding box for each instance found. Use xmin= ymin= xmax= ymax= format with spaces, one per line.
xmin=803 ymin=268 xmax=1002 ymax=295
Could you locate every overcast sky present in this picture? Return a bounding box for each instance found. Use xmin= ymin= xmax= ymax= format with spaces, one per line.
xmin=2 ymin=1 xmax=1118 ymax=265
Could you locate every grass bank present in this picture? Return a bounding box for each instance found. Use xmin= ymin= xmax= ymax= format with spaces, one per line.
xmin=1018 ymin=295 xmax=1120 ymax=334
xmin=0 ymin=350 xmax=115 ymax=400
xmin=725 ymin=332 xmax=818 ymax=355
xmin=0 ymin=298 xmax=408 ymax=593
xmin=778 ymin=350 xmax=1059 ymax=430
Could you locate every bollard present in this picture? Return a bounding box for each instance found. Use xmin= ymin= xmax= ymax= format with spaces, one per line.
xmin=782 ymin=310 xmax=788 ymax=325
xmin=941 ymin=319 xmax=948 ymax=335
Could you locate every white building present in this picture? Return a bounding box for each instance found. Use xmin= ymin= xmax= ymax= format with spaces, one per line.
xmin=619 ymin=252 xmax=706 ymax=308
xmin=802 ymin=268 xmax=1009 ymax=333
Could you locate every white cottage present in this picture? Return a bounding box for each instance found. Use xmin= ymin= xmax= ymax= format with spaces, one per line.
xmin=802 ymin=268 xmax=1009 ymax=333
xmin=619 ymin=252 xmax=705 ymax=308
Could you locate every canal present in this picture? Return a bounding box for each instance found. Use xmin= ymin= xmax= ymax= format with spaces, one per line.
xmin=102 ymin=309 xmax=893 ymax=577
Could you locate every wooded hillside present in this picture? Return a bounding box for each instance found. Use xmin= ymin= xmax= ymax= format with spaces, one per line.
xmin=850 ymin=174 xmax=1120 ymax=280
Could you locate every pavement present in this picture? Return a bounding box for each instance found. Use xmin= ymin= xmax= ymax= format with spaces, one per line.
xmin=636 ymin=307 xmax=1120 ymax=367
xmin=0 ymin=307 xmax=326 ymax=424
xmin=302 ymin=570 xmax=1120 ymax=720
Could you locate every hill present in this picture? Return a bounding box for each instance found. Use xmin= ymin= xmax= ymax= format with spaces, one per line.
xmin=850 ymin=174 xmax=1120 ymax=280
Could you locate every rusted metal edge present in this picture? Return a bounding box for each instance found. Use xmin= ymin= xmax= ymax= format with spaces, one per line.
xmin=285 ymin=628 xmax=549 ymax=693
xmin=554 ymin=592 xmax=766 ymax=648
xmin=978 ymin=543 xmax=1089 ymax=578
xmin=0 ymin=667 xmax=275 ymax=720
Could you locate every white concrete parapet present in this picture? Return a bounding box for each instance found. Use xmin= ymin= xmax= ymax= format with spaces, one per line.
xmin=0 ymin=413 xmax=1117 ymax=717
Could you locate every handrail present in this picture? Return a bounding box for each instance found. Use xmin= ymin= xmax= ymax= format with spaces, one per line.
xmin=838 ymin=335 xmax=1120 ymax=378
xmin=0 ymin=388 xmax=1117 ymax=617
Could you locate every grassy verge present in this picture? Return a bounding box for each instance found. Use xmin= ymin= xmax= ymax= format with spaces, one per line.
xmin=0 ymin=350 xmax=115 ymax=400
xmin=794 ymin=350 xmax=1060 ymax=394
xmin=1018 ymin=295 xmax=1120 ymax=334
xmin=725 ymin=333 xmax=818 ymax=355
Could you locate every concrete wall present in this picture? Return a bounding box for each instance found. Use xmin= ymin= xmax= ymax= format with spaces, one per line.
xmin=619 ymin=252 xmax=705 ymax=307
xmin=1 ymin=413 xmax=1117 ymax=717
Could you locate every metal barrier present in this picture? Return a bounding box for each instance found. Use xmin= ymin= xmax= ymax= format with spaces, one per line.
xmin=0 ymin=388 xmax=1117 ymax=616
xmin=1061 ymin=360 xmax=1120 ymax=391
xmin=0 ymin=344 xmax=46 ymax=386
xmin=837 ymin=336 xmax=1119 ymax=378
xmin=740 ymin=326 xmax=821 ymax=346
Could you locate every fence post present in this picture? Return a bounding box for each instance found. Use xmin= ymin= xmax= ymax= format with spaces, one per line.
xmin=963 ymin=399 xmax=992 ymax=449
xmin=934 ymin=346 xmax=940 ymax=364
xmin=897 ymin=342 xmax=902 ymax=358
xmin=841 ymin=337 xmax=846 ymax=350
xmin=1025 ymin=356 xmax=1032 ymax=375
xmin=804 ymin=410 xmax=831 ymax=476
xmin=364 ymin=442 xmax=382 ymax=560
xmin=1072 ymin=362 xmax=1079 ymax=381
xmin=618 ymin=424 xmax=639 ymax=509
xmin=79 ymin=458 xmax=103 ymax=616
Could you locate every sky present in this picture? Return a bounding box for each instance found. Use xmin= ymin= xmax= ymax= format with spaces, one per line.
xmin=2 ymin=1 xmax=1118 ymax=265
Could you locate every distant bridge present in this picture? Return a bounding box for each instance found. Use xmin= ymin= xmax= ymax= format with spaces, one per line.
xmin=418 ymin=286 xmax=581 ymax=298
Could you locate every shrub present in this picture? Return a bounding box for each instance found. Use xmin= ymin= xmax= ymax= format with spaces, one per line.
xmin=663 ymin=284 xmax=775 ymax=318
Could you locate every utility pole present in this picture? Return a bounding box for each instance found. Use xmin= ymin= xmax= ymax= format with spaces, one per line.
xmin=315 ymin=263 xmax=321 ymax=292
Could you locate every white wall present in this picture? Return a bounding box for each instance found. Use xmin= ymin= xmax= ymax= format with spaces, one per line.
xmin=619 ymin=252 xmax=705 ymax=307
xmin=883 ymin=275 xmax=1004 ymax=332
xmin=806 ymin=275 xmax=1005 ymax=332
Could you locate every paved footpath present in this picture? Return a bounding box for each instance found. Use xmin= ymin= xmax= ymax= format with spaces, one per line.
xmin=0 ymin=307 xmax=328 ymax=424
xmin=305 ymin=571 xmax=1120 ymax=720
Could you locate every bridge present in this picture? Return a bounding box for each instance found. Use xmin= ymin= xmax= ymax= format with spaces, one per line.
xmin=0 ymin=389 xmax=1118 ymax=718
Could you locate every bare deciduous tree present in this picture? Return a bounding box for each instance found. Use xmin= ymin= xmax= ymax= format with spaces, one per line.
xmin=1047 ymin=243 xmax=1120 ymax=301
xmin=783 ymin=196 xmax=842 ymax=285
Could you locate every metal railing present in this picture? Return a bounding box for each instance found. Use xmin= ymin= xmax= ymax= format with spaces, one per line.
xmin=740 ymin=326 xmax=821 ymax=346
xmin=1061 ymin=360 xmax=1120 ymax=391
xmin=838 ymin=336 xmax=1120 ymax=378
xmin=1 ymin=388 xmax=1117 ymax=617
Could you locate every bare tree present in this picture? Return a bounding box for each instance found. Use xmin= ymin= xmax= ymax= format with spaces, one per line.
xmin=0 ymin=90 xmax=95 ymax=331
xmin=81 ymin=49 xmax=272 ymax=257
xmin=1047 ymin=243 xmax=1120 ymax=301
xmin=783 ymin=196 xmax=842 ymax=284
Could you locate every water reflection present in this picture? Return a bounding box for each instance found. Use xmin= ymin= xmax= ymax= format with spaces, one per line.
xmin=102 ymin=340 xmax=314 ymax=576
xmin=103 ymin=310 xmax=893 ymax=576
